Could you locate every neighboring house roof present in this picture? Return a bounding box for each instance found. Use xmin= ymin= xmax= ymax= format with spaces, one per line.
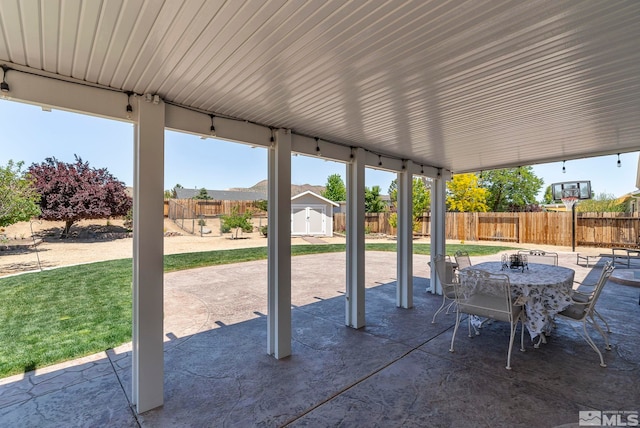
xmin=291 ymin=191 xmax=339 ymax=207
xmin=176 ymin=188 xmax=344 ymax=205
xmin=175 ymin=188 xmax=266 ymax=201
xmin=616 ymin=190 xmax=640 ymax=205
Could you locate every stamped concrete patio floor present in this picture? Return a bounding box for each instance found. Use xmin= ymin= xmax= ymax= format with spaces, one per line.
xmin=0 ymin=252 xmax=638 ymax=427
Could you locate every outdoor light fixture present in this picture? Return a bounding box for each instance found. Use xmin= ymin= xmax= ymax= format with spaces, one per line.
xmin=421 ymin=165 xmax=424 ymax=174
xmin=562 ymin=160 xmax=566 ymax=173
xmin=378 ymin=155 xmax=382 ymax=166
xmin=350 ymin=147 xmax=354 ymax=159
xmin=315 ymin=137 xmax=321 ymax=156
xmin=209 ymin=114 xmax=216 ymax=137
xmin=1 ymin=66 xmax=9 ymax=93
xmin=617 ymin=153 xmax=621 ymax=168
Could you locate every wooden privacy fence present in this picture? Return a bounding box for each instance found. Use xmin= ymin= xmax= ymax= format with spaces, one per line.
xmin=333 ymin=212 xmax=640 ymax=248
xmin=167 ymin=199 xmax=266 ymax=235
xmin=334 ymin=212 xmax=404 ymax=236
xmin=165 ymin=199 xmax=266 ymax=218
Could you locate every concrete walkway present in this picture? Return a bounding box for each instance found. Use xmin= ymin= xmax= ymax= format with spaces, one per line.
xmin=0 ymin=250 xmax=638 ymax=427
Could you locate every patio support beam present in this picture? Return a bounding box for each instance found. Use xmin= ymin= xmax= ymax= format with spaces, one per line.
xmin=4 ymin=64 xmax=451 ymax=180
xmin=132 ymin=94 xmax=165 ymax=413
xmin=429 ymin=172 xmax=447 ymax=295
xmin=396 ymin=165 xmax=413 ymax=308
xmin=346 ymin=147 xmax=366 ymax=328
xmin=267 ymin=128 xmax=292 ymax=358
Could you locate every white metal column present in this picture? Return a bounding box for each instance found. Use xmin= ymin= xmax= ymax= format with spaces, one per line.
xmin=346 ymin=148 xmax=366 ymax=328
xmin=132 ymin=95 xmax=165 ymax=412
xmin=396 ymin=167 xmax=413 ymax=308
xmin=267 ymin=129 xmax=292 ymax=358
xmin=429 ymin=172 xmax=447 ymax=295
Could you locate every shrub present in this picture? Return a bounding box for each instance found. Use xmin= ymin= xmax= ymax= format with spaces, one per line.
xmin=123 ymin=208 xmax=133 ymax=230
xmin=221 ymin=207 xmax=253 ymax=239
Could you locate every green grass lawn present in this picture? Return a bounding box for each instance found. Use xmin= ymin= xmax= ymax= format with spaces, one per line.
xmin=0 ymin=243 xmax=515 ymax=378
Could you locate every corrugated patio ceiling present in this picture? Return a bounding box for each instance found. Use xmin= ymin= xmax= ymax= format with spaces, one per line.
xmin=0 ymin=0 xmax=639 ymax=173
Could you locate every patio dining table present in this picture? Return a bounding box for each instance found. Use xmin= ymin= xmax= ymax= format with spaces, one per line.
xmin=469 ymin=261 xmax=575 ymax=343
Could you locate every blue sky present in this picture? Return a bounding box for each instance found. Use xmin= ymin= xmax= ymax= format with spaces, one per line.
xmin=1 ymin=100 xmax=638 ymax=199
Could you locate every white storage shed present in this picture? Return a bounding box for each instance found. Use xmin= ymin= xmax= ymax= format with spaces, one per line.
xmin=291 ymin=191 xmax=339 ymax=237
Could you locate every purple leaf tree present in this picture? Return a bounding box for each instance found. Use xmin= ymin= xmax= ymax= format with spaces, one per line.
xmin=28 ymin=156 xmax=133 ymax=238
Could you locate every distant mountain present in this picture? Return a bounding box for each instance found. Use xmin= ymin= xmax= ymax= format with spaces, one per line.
xmin=230 ymin=180 xmax=325 ymax=197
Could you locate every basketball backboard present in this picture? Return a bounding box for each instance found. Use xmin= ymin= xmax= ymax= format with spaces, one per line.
xmin=550 ymin=181 xmax=592 ymax=201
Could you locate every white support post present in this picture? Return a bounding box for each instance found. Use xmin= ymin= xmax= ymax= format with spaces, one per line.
xmin=346 ymin=148 xmax=366 ymax=328
xmin=396 ymin=167 xmax=413 ymax=308
xmin=132 ymin=95 xmax=165 ymax=413
xmin=429 ymin=172 xmax=447 ymax=295
xmin=267 ymin=129 xmax=292 ymax=358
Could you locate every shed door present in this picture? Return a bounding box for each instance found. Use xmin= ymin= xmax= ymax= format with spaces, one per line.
xmin=308 ymin=206 xmax=325 ymax=234
xmin=291 ymin=205 xmax=326 ymax=235
xmin=291 ymin=207 xmax=307 ymax=234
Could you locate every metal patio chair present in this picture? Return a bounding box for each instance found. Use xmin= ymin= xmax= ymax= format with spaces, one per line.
xmin=454 ymin=250 xmax=472 ymax=270
xmin=430 ymin=254 xmax=457 ymax=324
xmin=570 ymin=261 xmax=614 ymax=334
xmin=450 ymin=268 xmax=526 ymax=370
xmin=555 ymin=261 xmax=615 ymax=367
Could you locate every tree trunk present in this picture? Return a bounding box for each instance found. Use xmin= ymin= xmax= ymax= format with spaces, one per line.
xmin=62 ymin=220 xmax=74 ymax=238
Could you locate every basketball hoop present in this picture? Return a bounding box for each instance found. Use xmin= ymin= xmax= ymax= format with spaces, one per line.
xmin=561 ymin=188 xmax=579 ymax=211
xmin=553 ymin=182 xmax=587 ymax=253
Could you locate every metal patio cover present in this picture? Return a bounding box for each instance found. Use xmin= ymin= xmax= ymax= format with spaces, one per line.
xmin=1 ymin=0 xmax=639 ymax=173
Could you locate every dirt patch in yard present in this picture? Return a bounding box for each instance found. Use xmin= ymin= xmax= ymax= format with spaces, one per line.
xmin=0 ymin=218 xmax=348 ymax=277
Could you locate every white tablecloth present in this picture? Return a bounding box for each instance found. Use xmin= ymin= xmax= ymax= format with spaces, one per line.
xmin=469 ymin=262 xmax=575 ymax=340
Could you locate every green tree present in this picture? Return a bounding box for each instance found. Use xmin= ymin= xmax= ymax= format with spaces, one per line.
xmin=481 ymin=167 xmax=544 ymax=211
xmin=388 ymin=179 xmax=398 ymax=205
xmin=446 ymin=173 xmax=488 ymax=212
xmin=412 ymin=177 xmax=431 ymax=217
xmin=388 ymin=178 xmax=430 ymax=212
xmin=252 ymin=199 xmax=268 ymax=212
xmin=575 ymin=193 xmax=625 ymax=213
xmin=322 ymin=174 xmax=346 ymax=202
xmin=542 ymin=185 xmax=553 ymax=204
xmin=193 ymin=188 xmax=211 ymax=200
xmin=220 ymin=206 xmax=253 ymax=238
xmin=365 ymin=185 xmax=386 ymax=213
xmin=0 ymin=160 xmax=41 ymax=227
xmin=173 ymin=184 xmax=183 ymax=197
xmin=164 ymin=184 xmax=183 ymax=199
xmin=388 ymin=177 xmax=432 ymax=233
